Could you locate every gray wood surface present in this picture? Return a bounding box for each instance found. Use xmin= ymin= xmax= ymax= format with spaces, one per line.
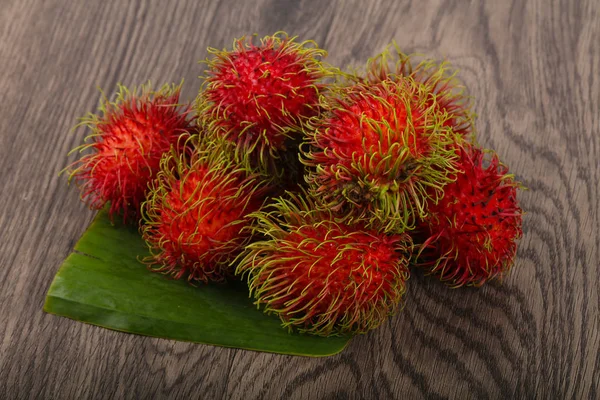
xmin=1 ymin=0 xmax=598 ymax=398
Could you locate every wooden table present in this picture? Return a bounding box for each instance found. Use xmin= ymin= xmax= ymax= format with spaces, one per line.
xmin=1 ymin=1 xmax=598 ymax=398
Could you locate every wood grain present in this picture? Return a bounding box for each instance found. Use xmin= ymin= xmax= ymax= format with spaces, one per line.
xmin=0 ymin=0 xmax=598 ymax=398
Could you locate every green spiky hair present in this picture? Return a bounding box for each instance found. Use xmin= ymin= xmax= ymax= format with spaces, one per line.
xmin=65 ymin=82 xmax=192 ymax=222
xmin=236 ymin=191 xmax=412 ymax=336
xmin=141 ymin=134 xmax=270 ymax=283
xmin=302 ymin=76 xmax=461 ymax=233
xmin=363 ymin=42 xmax=476 ymax=138
xmin=196 ymin=32 xmax=329 ymax=178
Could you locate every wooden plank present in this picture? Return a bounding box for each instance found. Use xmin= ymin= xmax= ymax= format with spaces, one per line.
xmin=0 ymin=0 xmax=597 ymax=398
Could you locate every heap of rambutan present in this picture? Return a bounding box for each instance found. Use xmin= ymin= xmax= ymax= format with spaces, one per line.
xmin=302 ymin=76 xmax=460 ymax=233
xmin=196 ymin=32 xmax=328 ymax=180
xmin=236 ymin=193 xmax=412 ymax=336
xmin=141 ymin=136 xmax=269 ymax=283
xmin=416 ymin=143 xmax=523 ymax=287
xmin=66 ymin=82 xmax=192 ymax=222
xmin=63 ymin=33 xmax=525 ymax=340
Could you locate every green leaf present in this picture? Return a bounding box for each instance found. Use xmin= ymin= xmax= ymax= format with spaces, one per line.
xmin=44 ymin=210 xmax=351 ymax=357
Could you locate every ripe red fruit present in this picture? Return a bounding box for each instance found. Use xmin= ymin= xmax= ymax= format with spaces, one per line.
xmin=236 ymin=193 xmax=412 ymax=336
xmin=417 ymin=144 xmax=523 ymax=287
xmin=364 ymin=44 xmax=475 ymax=138
xmin=302 ymin=77 xmax=459 ymax=233
xmin=141 ymin=138 xmax=269 ymax=283
xmin=197 ymin=32 xmax=327 ymax=176
xmin=66 ymin=83 xmax=192 ymax=222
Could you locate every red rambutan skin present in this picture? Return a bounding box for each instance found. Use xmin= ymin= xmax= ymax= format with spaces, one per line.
xmin=142 ymin=139 xmax=268 ymax=283
xmin=302 ymin=78 xmax=459 ymax=232
xmin=197 ymin=32 xmax=327 ymax=175
xmin=237 ymin=194 xmax=412 ymax=336
xmin=66 ymin=83 xmax=192 ymax=223
xmin=315 ymin=80 xmax=431 ymax=162
xmin=363 ymin=44 xmax=475 ymax=138
xmin=417 ymin=144 xmax=523 ymax=287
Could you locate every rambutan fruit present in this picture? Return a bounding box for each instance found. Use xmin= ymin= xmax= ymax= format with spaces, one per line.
xmin=66 ymin=82 xmax=192 ymax=222
xmin=236 ymin=193 xmax=412 ymax=336
xmin=416 ymin=143 xmax=523 ymax=287
xmin=363 ymin=44 xmax=475 ymax=138
xmin=302 ymin=77 xmax=459 ymax=233
xmin=141 ymin=136 xmax=269 ymax=283
xmin=196 ymin=32 xmax=327 ymax=177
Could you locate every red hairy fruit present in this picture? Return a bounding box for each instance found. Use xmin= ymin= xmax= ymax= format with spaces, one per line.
xmin=66 ymin=83 xmax=192 ymax=222
xmin=302 ymin=77 xmax=459 ymax=233
xmin=197 ymin=32 xmax=327 ymax=176
xmin=236 ymin=193 xmax=412 ymax=336
xmin=417 ymin=144 xmax=523 ymax=287
xmin=364 ymin=43 xmax=475 ymax=138
xmin=141 ymin=137 xmax=269 ymax=283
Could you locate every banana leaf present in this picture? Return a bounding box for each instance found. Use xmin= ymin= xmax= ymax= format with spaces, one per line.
xmin=43 ymin=210 xmax=351 ymax=357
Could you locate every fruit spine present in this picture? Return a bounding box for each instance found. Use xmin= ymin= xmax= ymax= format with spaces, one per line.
xmin=141 ymin=136 xmax=269 ymax=283
xmin=236 ymin=192 xmax=412 ymax=336
xmin=417 ymin=144 xmax=523 ymax=287
xmin=196 ymin=32 xmax=328 ymax=177
xmin=66 ymin=82 xmax=192 ymax=222
xmin=302 ymin=76 xmax=460 ymax=233
xmin=364 ymin=43 xmax=475 ymax=138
